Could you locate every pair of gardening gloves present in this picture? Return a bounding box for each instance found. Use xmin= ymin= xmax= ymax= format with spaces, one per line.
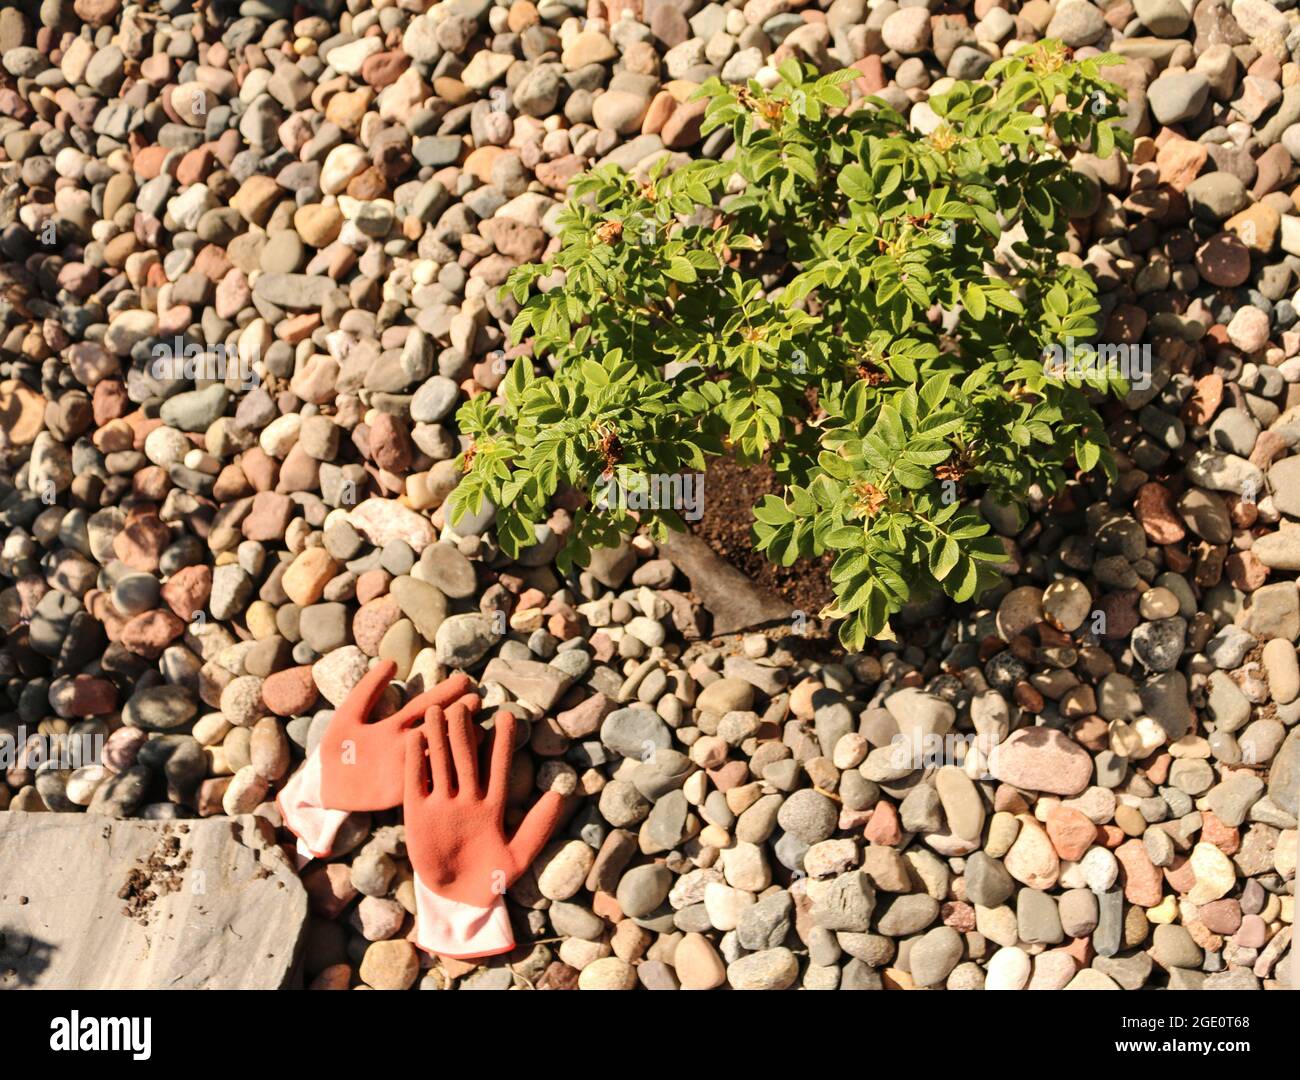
xmin=277 ymin=661 xmax=564 ymax=960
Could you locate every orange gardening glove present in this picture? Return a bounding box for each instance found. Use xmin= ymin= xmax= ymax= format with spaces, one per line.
xmin=277 ymin=660 xmax=474 ymax=860
xmin=404 ymin=701 xmax=565 ymax=959
xmin=317 ymin=663 xmax=473 ymax=811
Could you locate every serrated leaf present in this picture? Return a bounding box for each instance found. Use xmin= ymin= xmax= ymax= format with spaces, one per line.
xmin=930 ymin=537 xmax=959 ymax=581
xmin=665 ymin=256 xmax=698 ymax=283
xmin=839 ymin=163 xmax=872 ymax=201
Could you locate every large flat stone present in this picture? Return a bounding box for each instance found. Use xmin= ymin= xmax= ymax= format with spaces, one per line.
xmin=0 ymin=812 xmax=307 ymax=989
xmin=658 ymin=531 xmax=793 ymax=636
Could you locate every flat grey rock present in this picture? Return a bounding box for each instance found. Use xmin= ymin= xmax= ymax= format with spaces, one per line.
xmin=0 ymin=812 xmax=307 ymax=989
xmin=658 ymin=530 xmax=793 ymax=636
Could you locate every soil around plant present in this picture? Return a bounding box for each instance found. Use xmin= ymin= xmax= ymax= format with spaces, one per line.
xmin=690 ymin=454 xmax=836 ymax=620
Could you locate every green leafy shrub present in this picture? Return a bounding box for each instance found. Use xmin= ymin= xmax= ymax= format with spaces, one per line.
xmin=451 ymin=40 xmax=1134 ymax=647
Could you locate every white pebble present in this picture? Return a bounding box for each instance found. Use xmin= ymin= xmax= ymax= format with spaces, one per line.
xmin=984 ymin=946 xmax=1031 ymax=990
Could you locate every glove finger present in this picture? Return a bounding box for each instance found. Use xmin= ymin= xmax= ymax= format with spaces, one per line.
xmin=446 ymin=701 xmax=480 ymax=799
xmin=507 ymin=790 xmax=565 ymax=874
xmin=338 ymin=659 xmax=397 ymax=728
xmin=449 ymin=691 xmax=483 ymax=717
xmin=403 ymin=726 xmax=431 ymax=804
xmin=423 ymin=706 xmax=454 ymax=794
xmin=422 ymin=672 xmax=476 ymax=710
xmin=485 ymin=710 xmax=518 ymax=810
xmin=380 ymin=674 xmax=477 ymax=733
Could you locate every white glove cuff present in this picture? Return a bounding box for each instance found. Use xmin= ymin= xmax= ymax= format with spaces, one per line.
xmin=413 ymin=871 xmax=514 ymax=960
xmin=275 ymin=749 xmax=351 ymax=861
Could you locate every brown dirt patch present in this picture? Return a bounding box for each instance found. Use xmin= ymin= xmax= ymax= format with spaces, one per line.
xmin=118 ymin=830 xmax=189 ymax=925
xmin=691 ymin=455 xmax=836 ymax=619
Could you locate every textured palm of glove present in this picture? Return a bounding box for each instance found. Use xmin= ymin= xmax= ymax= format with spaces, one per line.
xmin=319 ymin=662 xmax=474 ymax=810
xmin=405 ymin=702 xmax=565 ymax=959
xmin=276 ymin=661 xmax=474 ymax=860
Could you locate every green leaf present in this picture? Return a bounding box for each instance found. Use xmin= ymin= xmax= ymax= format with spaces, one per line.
xmin=1075 ymin=437 xmax=1101 ymax=473
xmin=950 ymin=557 xmax=981 ymax=603
xmin=839 ymin=163 xmax=872 ymax=201
xmin=778 ymin=57 xmax=804 ymax=87
xmin=988 ymin=289 xmax=1025 ymax=315
xmin=579 ymin=359 xmax=608 ymax=387
xmin=919 ymin=372 xmax=952 ymax=413
xmin=665 ymin=255 xmax=698 ymax=283
xmin=930 ymin=537 xmax=959 ymax=581
xmin=1095 ymin=122 xmax=1115 ymax=158
xmin=753 ymin=495 xmax=793 ymax=525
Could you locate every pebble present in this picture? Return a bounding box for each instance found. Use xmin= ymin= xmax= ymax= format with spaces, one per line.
xmin=990 ymin=728 xmax=1093 ymax=795
xmin=1003 ymin=816 xmax=1060 ymax=890
xmin=577 ymin=957 xmax=637 ymax=990
xmin=984 ymin=946 xmax=1032 ymax=990
xmin=908 ymin=926 xmax=963 ymax=987
xmin=674 ymin=932 xmax=726 ymax=990
xmin=1149 ymin=72 xmax=1210 ymax=125
xmin=1189 ymin=841 xmax=1238 ymax=904
xmin=725 ymin=948 xmax=799 ymax=990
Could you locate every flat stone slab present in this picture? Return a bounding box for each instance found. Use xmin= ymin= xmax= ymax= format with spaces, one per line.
xmin=659 ymin=531 xmax=793 ymax=636
xmin=0 ymin=812 xmax=307 ymax=989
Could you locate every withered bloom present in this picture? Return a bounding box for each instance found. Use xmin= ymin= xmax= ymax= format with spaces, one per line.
xmin=853 ymin=482 xmax=887 ymax=517
xmin=595 ymin=220 xmax=623 ymax=245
